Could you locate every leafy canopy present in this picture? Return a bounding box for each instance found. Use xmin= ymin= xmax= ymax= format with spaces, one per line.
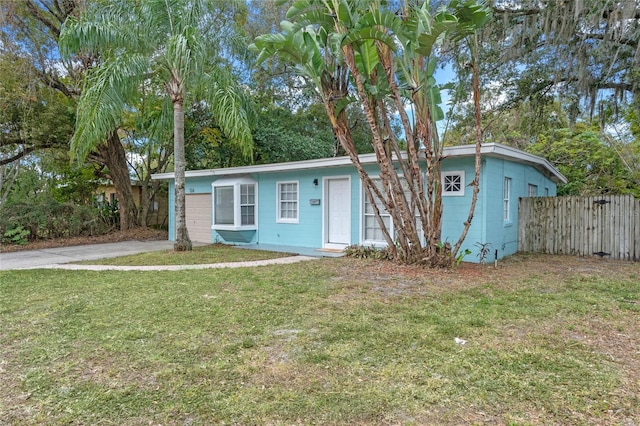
xmin=59 ymin=0 xmax=254 ymax=161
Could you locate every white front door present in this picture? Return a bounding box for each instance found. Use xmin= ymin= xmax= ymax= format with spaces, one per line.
xmin=324 ymin=177 xmax=351 ymax=249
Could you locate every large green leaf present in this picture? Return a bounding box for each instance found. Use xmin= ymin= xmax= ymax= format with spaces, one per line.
xmin=448 ymin=0 xmax=492 ymax=42
xmin=71 ymin=53 xmax=149 ymax=159
xmin=285 ymin=0 xmax=334 ymax=27
xmin=285 ymin=0 xmax=316 ymax=19
xmin=420 ymin=83 xmax=444 ymax=122
xmin=359 ymin=8 xmax=401 ymax=35
xmin=334 ymin=95 xmax=356 ymax=116
xmin=337 ymin=1 xmax=353 ymax=25
xmin=451 ymin=0 xmax=491 ymax=28
xmin=354 ymin=39 xmax=379 ymax=77
xmin=425 ymin=56 xmax=438 ymax=78
xmin=341 ymin=27 xmax=397 ymax=51
xmin=303 ymin=31 xmax=324 ymax=74
xmin=414 ymin=21 xmax=455 ymax=57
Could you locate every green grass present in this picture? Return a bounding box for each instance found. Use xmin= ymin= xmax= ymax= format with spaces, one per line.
xmin=1 ymin=255 xmax=639 ymax=424
xmin=76 ymin=243 xmax=291 ymax=266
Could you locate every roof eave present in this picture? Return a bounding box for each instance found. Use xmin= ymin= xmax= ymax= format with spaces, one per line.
xmin=152 ymin=142 xmax=568 ymax=185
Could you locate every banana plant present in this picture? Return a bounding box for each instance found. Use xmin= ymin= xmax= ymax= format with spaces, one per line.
xmin=252 ymin=0 xmax=491 ymax=266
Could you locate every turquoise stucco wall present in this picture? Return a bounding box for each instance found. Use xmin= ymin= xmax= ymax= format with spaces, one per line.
xmin=168 ymin=180 xmax=174 ymax=240
xmin=210 ymin=168 xmax=361 ymax=247
xmin=166 ymin=154 xmax=558 ymax=262
xmin=248 ymin=169 xmax=328 ymax=247
xmin=480 ymin=157 xmax=558 ymax=260
xmin=439 ymin=157 xmax=486 ymax=261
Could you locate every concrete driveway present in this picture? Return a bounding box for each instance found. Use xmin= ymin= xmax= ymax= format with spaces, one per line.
xmin=0 ymin=241 xmax=319 ymax=271
xmin=0 ymin=240 xmax=175 ymax=270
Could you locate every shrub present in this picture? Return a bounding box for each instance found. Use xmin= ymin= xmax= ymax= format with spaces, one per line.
xmin=0 ymin=198 xmax=114 ymax=242
xmin=2 ymin=226 xmax=30 ymax=245
xmin=344 ymin=244 xmax=393 ymax=260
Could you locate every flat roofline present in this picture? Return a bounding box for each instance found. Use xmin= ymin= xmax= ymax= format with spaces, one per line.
xmin=152 ymin=143 xmax=567 ymax=184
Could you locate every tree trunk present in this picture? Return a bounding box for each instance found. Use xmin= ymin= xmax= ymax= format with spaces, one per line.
xmin=96 ymin=132 xmax=139 ymax=230
xmin=139 ymin=181 xmax=149 ymax=228
xmin=0 ymin=162 xmax=20 ymax=207
xmin=452 ymin=35 xmax=482 ymax=259
xmin=343 ymin=44 xmax=421 ymax=263
xmin=173 ymin=98 xmax=192 ymax=251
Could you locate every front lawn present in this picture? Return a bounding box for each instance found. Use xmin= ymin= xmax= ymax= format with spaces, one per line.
xmin=1 ymin=255 xmax=639 ymax=424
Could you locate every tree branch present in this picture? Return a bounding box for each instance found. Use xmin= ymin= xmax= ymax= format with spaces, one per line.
xmin=24 ymin=0 xmax=61 ymax=38
xmin=0 ymin=146 xmax=38 ymax=166
xmin=491 ymin=6 xmax=542 ymax=17
xmin=37 ymin=69 xmax=78 ymax=98
xmin=578 ymin=31 xmax=638 ymax=49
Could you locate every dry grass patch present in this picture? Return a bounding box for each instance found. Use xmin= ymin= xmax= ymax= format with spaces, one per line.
xmin=1 ymin=254 xmax=639 ymax=425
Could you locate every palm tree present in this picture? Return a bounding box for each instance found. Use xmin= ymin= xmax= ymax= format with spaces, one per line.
xmin=60 ymin=0 xmax=253 ymax=251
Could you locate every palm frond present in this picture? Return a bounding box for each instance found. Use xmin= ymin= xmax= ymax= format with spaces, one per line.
xmin=200 ymin=71 xmax=254 ymax=158
xmin=71 ymin=54 xmax=149 ymax=160
xmin=64 ymin=0 xmax=255 ymax=166
xmin=147 ymin=96 xmax=175 ymax=150
xmin=59 ymin=0 xmax=145 ymax=57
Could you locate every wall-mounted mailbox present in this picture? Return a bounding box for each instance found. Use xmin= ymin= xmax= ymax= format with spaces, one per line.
xmin=309 ymin=199 xmax=321 ymax=205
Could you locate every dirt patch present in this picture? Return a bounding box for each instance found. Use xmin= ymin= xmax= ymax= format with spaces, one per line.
xmin=327 ymin=257 xmax=493 ymax=299
xmin=0 ymin=228 xmax=168 ymax=253
xmin=331 ymin=253 xmax=638 ymax=292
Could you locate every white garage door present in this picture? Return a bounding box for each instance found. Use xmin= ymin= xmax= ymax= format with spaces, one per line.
xmin=185 ymin=193 xmax=212 ymax=243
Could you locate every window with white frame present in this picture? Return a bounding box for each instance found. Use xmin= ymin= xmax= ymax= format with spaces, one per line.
xmin=528 ymin=183 xmax=538 ymax=197
xmin=442 ymin=171 xmax=465 ymax=196
xmin=240 ymin=184 xmax=255 ymax=225
xmin=277 ymin=181 xmax=298 ymax=223
xmin=363 ymin=179 xmax=390 ymax=242
xmin=363 ymin=177 xmax=422 ymax=244
xmin=503 ymin=177 xmax=511 ymax=222
xmin=212 ymin=177 xmax=257 ymax=230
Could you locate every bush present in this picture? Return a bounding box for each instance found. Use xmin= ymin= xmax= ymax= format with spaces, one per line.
xmin=0 ymin=197 xmax=114 ymax=242
xmin=2 ymin=226 xmax=30 ymax=245
xmin=345 ymin=243 xmax=471 ymax=267
xmin=344 ymin=244 xmax=394 ymax=260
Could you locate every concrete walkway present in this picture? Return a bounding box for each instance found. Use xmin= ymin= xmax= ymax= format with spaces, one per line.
xmin=0 ymin=241 xmax=317 ymax=271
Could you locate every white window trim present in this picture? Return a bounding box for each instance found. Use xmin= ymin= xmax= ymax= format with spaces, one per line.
xmin=503 ymin=177 xmax=511 ymax=223
xmin=528 ymin=183 xmax=538 ymax=197
xmin=276 ymin=180 xmax=299 ymax=224
xmin=442 ymin=170 xmax=465 ymax=196
xmin=360 ymin=176 xmax=424 ymax=246
xmin=361 ymin=176 xmax=390 ymax=245
xmin=212 ymin=177 xmax=258 ymax=231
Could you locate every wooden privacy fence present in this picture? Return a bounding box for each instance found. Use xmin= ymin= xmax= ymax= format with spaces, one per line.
xmin=518 ymin=195 xmax=640 ymax=261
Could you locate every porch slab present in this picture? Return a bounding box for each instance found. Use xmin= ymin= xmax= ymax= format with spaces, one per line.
xmin=238 ymin=243 xmax=346 ymax=258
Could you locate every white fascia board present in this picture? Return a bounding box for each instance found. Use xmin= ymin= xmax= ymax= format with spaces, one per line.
xmin=152 ymin=143 xmax=567 ymax=184
xmin=443 ymin=143 xmax=567 ymax=184
xmin=488 ymin=143 xmax=567 ymax=184
xmin=151 ymin=153 xmax=378 ymax=180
